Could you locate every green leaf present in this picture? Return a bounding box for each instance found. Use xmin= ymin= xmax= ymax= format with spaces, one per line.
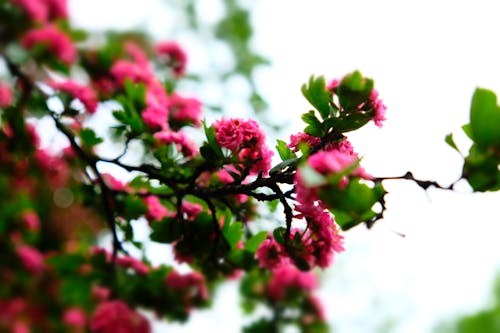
xmin=80 ymin=128 xmax=103 ymax=148
xmin=333 ymin=112 xmax=372 ymax=132
xmin=150 ymin=218 xmax=182 ymax=244
xmin=122 ymin=195 xmax=147 ymax=220
xmin=244 ymin=231 xmax=268 ymax=253
xmin=301 ymin=76 xmax=331 ymax=119
xmin=223 ymin=222 xmax=244 ymax=248
xmin=276 ymin=139 xmax=296 ymax=161
xmin=337 ymin=70 xmax=374 ymax=112
xmin=273 ymin=227 xmax=287 ymax=245
xmin=304 ymin=124 xmax=324 ymax=138
xmin=269 ymin=157 xmax=298 ymax=175
xmin=445 ymin=133 xmax=460 ymax=152
xmin=470 ymin=88 xmax=500 ymax=148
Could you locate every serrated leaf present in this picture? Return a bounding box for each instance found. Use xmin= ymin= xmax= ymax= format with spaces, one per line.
xmin=301 ymin=76 xmax=331 ymax=119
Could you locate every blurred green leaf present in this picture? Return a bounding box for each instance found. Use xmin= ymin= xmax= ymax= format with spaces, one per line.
xmin=470 ymin=88 xmax=500 ymax=148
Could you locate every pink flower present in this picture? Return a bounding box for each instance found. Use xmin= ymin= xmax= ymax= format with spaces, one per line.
xmin=48 ymin=80 xmax=98 ymax=113
xmin=308 ymin=149 xmax=371 ymax=180
xmin=90 ymin=300 xmax=150 ymax=333
xmin=21 ymin=25 xmax=76 ymax=65
xmin=144 ymin=195 xmax=171 ymax=221
xmin=213 ymin=118 xmax=273 ymax=175
xmin=21 ymin=211 xmax=40 ymax=231
xmin=13 ymin=0 xmax=68 ymax=22
xmin=116 ymin=256 xmax=150 ymax=275
xmin=153 ymin=130 xmax=198 ymax=157
xmin=267 ymin=265 xmax=317 ymax=302
xmin=124 ymin=41 xmax=149 ymax=67
xmin=287 ymin=132 xmax=321 ymax=152
xmin=165 ymin=270 xmax=209 ymax=301
xmin=255 ymin=238 xmax=289 ymax=269
xmin=141 ymin=84 xmax=170 ymax=129
xmin=326 ymin=78 xmax=339 ymax=92
xmin=91 ymin=285 xmax=111 ymax=301
xmin=369 ymin=89 xmax=387 ymax=128
xmin=63 ymin=307 xmax=86 ymax=328
xmin=110 ymin=60 xmax=153 ymax=86
xmin=0 ymin=82 xmax=13 ymax=108
xmin=168 ymin=93 xmax=202 ymax=127
xmin=13 ymin=0 xmax=47 ymax=22
xmin=181 ymin=201 xmax=203 ymax=220
xmin=102 ymin=173 xmax=131 ymax=192
xmin=155 ymin=41 xmax=188 ymax=77
xmin=16 ymin=245 xmax=45 ymax=273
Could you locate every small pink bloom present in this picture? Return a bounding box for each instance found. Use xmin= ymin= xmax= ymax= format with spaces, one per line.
xmin=181 ymin=201 xmax=203 ymax=220
xmin=116 ymin=256 xmax=150 ymax=275
xmin=153 ymin=130 xmax=198 ymax=157
xmin=155 ymin=41 xmax=188 ymax=77
xmin=144 ymin=195 xmax=171 ymax=221
xmin=369 ymin=89 xmax=387 ymax=128
xmin=91 ymin=285 xmax=111 ymax=301
xmin=165 ymin=270 xmax=209 ymax=301
xmin=326 ymin=78 xmax=339 ymax=92
xmin=102 ymin=173 xmax=130 ymax=192
xmin=21 ymin=211 xmax=40 ymax=231
xmin=0 ymin=82 xmax=13 ymax=108
xmin=34 ymin=149 xmax=70 ymax=187
xmin=110 ymin=60 xmax=153 ymax=86
xmin=63 ymin=307 xmax=86 ymax=328
xmin=287 ymin=132 xmax=321 ymax=152
xmin=21 ymin=25 xmax=76 ymax=65
xmin=255 ymin=238 xmax=289 ymax=269
xmin=168 ymin=93 xmax=202 ymax=127
xmin=124 ymin=41 xmax=149 ymax=67
xmin=48 ymin=80 xmax=98 ymax=113
xmin=267 ymin=265 xmax=317 ymax=302
xmin=16 ymin=245 xmax=45 ymax=273
xmin=13 ymin=0 xmax=48 ymax=22
xmin=90 ymin=300 xmax=150 ymax=333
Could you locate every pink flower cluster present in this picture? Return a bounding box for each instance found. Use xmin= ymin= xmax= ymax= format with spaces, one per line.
xmin=48 ymin=80 xmax=98 ymax=113
xmin=155 ymin=41 xmax=188 ymax=78
xmin=267 ymin=265 xmax=317 ymax=302
xmin=91 ymin=247 xmax=150 ymax=275
xmin=213 ymin=118 xmax=273 ymax=176
xmin=144 ymin=195 xmax=202 ymax=222
xmin=90 ymin=300 xmax=150 ymax=333
xmin=109 ymin=41 xmax=202 ymax=155
xmin=0 ymin=82 xmax=13 ymax=108
xmin=13 ymin=0 xmax=68 ymax=22
xmin=21 ymin=25 xmax=76 ymax=65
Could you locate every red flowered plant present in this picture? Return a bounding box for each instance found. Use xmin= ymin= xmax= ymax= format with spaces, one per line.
xmin=0 ymin=1 xmax=497 ymax=333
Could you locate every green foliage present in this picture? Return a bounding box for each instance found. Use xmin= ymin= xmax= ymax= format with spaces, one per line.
xmin=301 ymin=76 xmax=331 ymax=119
xmin=320 ymin=179 xmax=385 ymax=230
xmin=470 ymin=88 xmax=500 ymax=149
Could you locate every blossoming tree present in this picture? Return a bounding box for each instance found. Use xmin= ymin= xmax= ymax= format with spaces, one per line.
xmin=0 ymin=1 xmax=499 ymax=332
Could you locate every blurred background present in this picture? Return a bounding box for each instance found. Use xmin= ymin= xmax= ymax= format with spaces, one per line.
xmin=70 ymin=0 xmax=500 ymax=332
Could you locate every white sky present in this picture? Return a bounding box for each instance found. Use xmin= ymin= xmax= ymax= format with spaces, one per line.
xmin=70 ymin=1 xmax=500 ymax=332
